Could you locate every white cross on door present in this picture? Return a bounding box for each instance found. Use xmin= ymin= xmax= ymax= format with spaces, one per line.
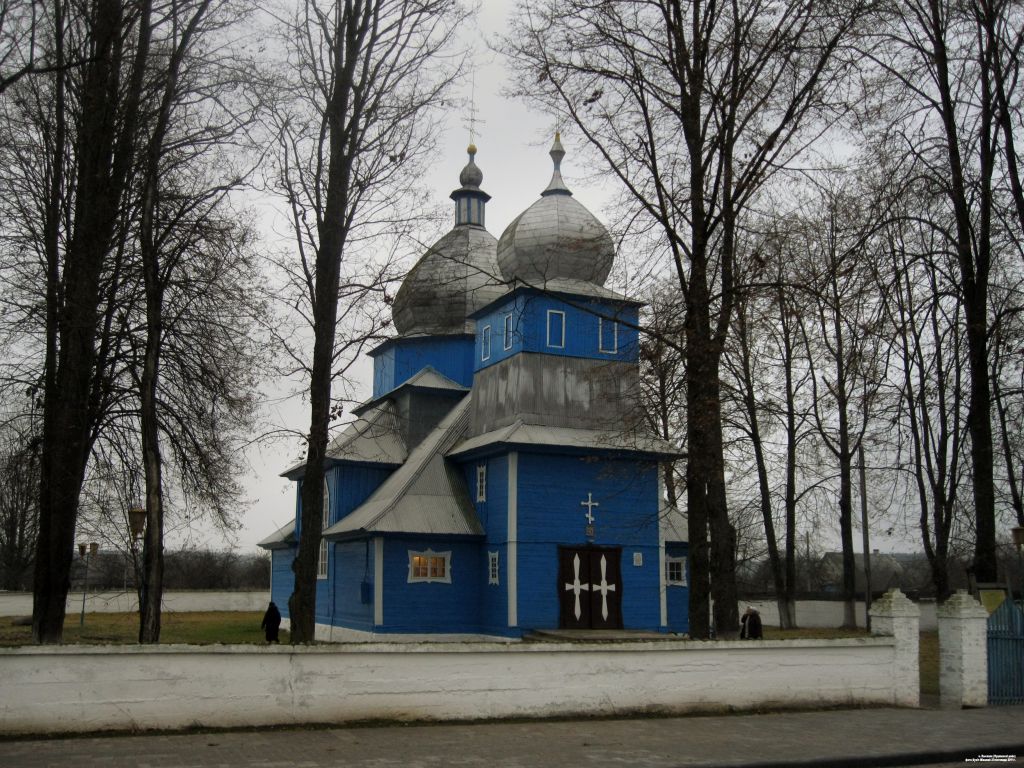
xmin=563 ymin=553 xmax=591 ymax=620
xmin=592 ymin=554 xmax=617 ymax=621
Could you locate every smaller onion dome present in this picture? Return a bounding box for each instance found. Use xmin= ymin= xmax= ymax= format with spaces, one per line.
xmin=391 ymin=145 xmax=503 ymax=335
xmin=459 ymin=143 xmax=483 ymax=189
xmin=496 ymin=133 xmax=615 ymax=287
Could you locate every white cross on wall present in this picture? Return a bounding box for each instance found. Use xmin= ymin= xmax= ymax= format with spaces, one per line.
xmin=564 ymin=553 xmax=591 ymax=620
xmin=581 ymin=493 xmax=599 ymax=525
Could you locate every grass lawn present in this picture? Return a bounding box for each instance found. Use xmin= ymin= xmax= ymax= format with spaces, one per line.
xmin=0 ymin=611 xmax=289 ymax=647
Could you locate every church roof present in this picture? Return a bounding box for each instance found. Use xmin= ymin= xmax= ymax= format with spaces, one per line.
xmin=661 ymin=502 xmax=688 ymax=542
xmin=448 ymin=419 xmax=681 ymax=459
xmin=279 ymin=401 xmax=407 ymax=479
xmin=352 ymin=366 xmax=468 ymax=416
xmin=257 ymin=519 xmax=296 ymax=550
xmin=392 ymin=225 xmax=505 ymax=335
xmin=324 ymin=394 xmax=482 ymax=539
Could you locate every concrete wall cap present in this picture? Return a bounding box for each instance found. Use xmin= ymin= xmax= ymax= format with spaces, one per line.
xmin=936 ymin=589 xmax=989 ymax=619
xmin=869 ymin=588 xmax=921 ymax=617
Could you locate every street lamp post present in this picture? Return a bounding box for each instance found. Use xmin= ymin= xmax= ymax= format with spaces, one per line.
xmin=78 ymin=541 xmax=98 ymax=628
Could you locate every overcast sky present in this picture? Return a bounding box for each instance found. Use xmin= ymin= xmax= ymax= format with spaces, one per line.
xmin=181 ymin=1 xmax=622 ymax=554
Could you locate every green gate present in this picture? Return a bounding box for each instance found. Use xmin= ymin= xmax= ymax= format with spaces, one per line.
xmin=988 ymin=599 xmax=1024 ymax=705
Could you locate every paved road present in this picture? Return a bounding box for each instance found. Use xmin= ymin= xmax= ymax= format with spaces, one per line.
xmin=1 ymin=706 xmax=1023 ymax=768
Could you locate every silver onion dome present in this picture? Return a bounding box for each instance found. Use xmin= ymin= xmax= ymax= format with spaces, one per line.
xmin=496 ymin=133 xmax=614 ymax=287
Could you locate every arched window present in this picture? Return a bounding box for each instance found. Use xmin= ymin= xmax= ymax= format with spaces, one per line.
xmin=317 ymin=478 xmax=330 ymax=579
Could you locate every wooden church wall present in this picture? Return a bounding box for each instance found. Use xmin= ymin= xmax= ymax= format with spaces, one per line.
xmin=370 ymin=336 xmax=475 ymax=397
xmin=461 ymin=454 xmax=511 ymax=634
xmin=331 ymin=539 xmax=375 ymax=631
xmin=665 ymin=542 xmax=690 ymax=634
xmin=514 ymin=452 xmax=662 ymax=632
xmin=473 ymin=293 xmax=640 ymax=372
xmin=270 ymin=548 xmax=296 ymax=617
xmin=378 ymin=536 xmax=483 ymax=633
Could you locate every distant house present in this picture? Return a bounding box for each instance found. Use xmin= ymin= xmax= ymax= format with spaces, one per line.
xmin=260 ymin=138 xmax=688 ymax=640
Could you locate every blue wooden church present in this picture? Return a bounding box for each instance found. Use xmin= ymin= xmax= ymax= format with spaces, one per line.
xmin=259 ymin=137 xmax=689 ymax=640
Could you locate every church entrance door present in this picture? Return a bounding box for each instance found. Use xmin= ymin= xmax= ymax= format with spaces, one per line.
xmin=558 ymin=546 xmax=623 ymax=630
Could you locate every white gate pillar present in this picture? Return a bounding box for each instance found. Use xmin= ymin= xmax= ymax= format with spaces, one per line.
xmin=870 ymin=588 xmax=920 ymax=707
xmin=937 ymin=590 xmax=989 ymax=709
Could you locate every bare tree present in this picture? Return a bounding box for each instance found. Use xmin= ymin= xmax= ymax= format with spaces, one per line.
xmin=270 ymin=0 xmax=465 ymax=643
xmin=796 ymin=182 xmax=885 ymax=627
xmin=861 ymin=0 xmax=1023 ymax=582
xmin=0 ymin=398 xmax=40 ymax=590
xmin=505 ymin=0 xmax=866 ymax=638
xmin=0 ymin=0 xmax=265 ymax=643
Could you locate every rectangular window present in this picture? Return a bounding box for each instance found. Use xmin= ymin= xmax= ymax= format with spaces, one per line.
xmin=665 ymin=556 xmax=687 ymax=586
xmin=503 ymin=313 xmax=513 ymax=350
xmin=488 ymin=551 xmax=500 ymax=585
xmin=599 ymin=317 xmax=618 ymax=353
xmin=546 ymin=310 xmax=565 ymax=349
xmin=476 ymin=463 xmax=487 ymax=502
xmin=407 ymin=549 xmax=452 ymax=584
xmin=481 ymin=325 xmax=492 ymax=361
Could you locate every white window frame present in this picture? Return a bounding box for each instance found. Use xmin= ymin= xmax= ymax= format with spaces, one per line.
xmin=481 ymin=325 xmax=492 ymax=361
xmin=503 ymin=313 xmax=513 ymax=350
xmin=599 ymin=317 xmax=618 ymax=354
xmin=407 ymin=549 xmax=452 ymax=584
xmin=476 ymin=463 xmax=487 ymax=502
xmin=488 ymin=551 xmax=500 ymax=585
xmin=546 ymin=310 xmax=565 ymax=349
xmin=665 ymin=555 xmax=687 ymax=586
xmin=317 ymin=478 xmax=330 ymax=579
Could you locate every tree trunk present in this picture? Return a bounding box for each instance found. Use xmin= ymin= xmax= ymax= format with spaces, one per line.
xmin=33 ymin=0 xmax=129 ymax=644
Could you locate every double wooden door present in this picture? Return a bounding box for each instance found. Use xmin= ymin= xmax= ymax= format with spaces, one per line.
xmin=558 ymin=546 xmax=623 ymax=630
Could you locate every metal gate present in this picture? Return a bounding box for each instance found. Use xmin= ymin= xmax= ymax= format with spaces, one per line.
xmin=988 ymin=599 xmax=1024 ymax=705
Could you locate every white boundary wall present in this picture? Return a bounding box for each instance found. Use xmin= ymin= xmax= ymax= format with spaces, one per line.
xmin=0 ymin=590 xmax=267 ymax=616
xmin=0 ymin=636 xmax=910 ymax=735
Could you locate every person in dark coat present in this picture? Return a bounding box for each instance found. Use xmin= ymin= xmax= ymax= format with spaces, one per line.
xmin=740 ymin=606 xmax=763 ymax=640
xmin=261 ymin=601 xmax=282 ymax=643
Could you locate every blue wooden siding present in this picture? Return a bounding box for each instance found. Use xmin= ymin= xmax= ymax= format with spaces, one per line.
xmin=460 ymin=454 xmax=511 ymax=634
xmin=370 ymin=336 xmax=475 ymax=396
xmin=377 ymin=536 xmax=483 ymax=633
xmin=474 ymin=293 xmax=639 ymax=371
xmin=331 ymin=539 xmax=375 ymax=631
xmin=665 ymin=542 xmax=690 ymax=634
xmin=271 ymin=548 xmax=295 ymax=617
xmin=513 ymin=452 xmax=662 ymax=632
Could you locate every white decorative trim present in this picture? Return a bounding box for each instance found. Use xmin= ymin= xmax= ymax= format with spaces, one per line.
xmin=407 ymin=549 xmax=452 ymax=584
xmin=317 ymin=478 xmax=330 ymax=579
xmin=374 ymin=537 xmax=383 ymax=625
xmin=665 ymin=556 xmax=687 ymax=586
xmin=546 ymin=310 xmax=565 ymax=349
xmin=507 ymin=451 xmax=518 ymax=627
xmin=598 ymin=317 xmax=618 ymax=353
xmin=488 ymin=551 xmax=499 ymax=585
xmin=481 ymin=325 xmax=492 ymax=361
xmin=476 ymin=463 xmax=487 ymax=502
xmin=503 ymin=313 xmax=513 ymax=350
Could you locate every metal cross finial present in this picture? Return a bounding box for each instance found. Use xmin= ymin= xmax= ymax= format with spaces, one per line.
xmin=462 ymin=69 xmax=485 ymax=146
xmin=581 ymin=493 xmax=599 ymax=525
